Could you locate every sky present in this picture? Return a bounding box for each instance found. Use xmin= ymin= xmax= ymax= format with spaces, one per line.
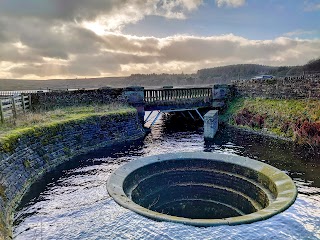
xmin=0 ymin=0 xmax=320 ymax=80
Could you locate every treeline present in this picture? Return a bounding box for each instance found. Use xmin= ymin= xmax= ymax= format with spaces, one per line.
xmin=197 ymin=58 xmax=320 ymax=82
xmin=198 ymin=64 xmax=278 ymax=82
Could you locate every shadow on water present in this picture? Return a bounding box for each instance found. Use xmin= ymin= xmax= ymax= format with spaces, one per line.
xmin=13 ymin=111 xmax=320 ymax=240
xmin=16 ymin=138 xmax=146 ymax=216
xmin=205 ymin=126 xmax=320 ymax=190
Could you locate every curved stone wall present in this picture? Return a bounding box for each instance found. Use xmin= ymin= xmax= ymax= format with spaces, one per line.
xmin=0 ymin=110 xmax=145 ymax=239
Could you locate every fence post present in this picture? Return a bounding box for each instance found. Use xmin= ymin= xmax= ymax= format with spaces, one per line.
xmin=21 ymin=95 xmax=26 ymax=113
xmin=0 ymin=100 xmax=4 ymax=123
xmin=28 ymin=95 xmax=32 ymax=110
xmin=12 ymin=96 xmax=17 ymax=119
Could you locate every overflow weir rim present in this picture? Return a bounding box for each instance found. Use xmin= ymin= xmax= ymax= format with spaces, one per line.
xmin=107 ymin=152 xmax=297 ymax=226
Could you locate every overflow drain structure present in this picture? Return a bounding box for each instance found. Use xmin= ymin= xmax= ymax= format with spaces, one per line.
xmin=107 ymin=152 xmax=297 ymax=226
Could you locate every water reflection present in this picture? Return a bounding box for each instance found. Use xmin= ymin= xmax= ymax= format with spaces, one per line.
xmin=14 ymin=113 xmax=320 ymax=240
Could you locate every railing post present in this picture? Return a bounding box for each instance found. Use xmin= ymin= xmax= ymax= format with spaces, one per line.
xmin=0 ymin=100 xmax=4 ymax=123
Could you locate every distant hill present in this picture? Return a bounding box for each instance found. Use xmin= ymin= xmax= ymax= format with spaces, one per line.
xmin=1 ymin=58 xmax=319 ymax=91
xmin=197 ymin=64 xmax=297 ymax=82
xmin=198 ymin=64 xmax=278 ymax=82
xmin=197 ymin=58 xmax=320 ymax=82
xmin=303 ymin=58 xmax=320 ymax=72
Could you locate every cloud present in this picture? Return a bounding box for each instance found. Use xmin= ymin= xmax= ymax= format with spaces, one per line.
xmin=215 ymin=0 xmax=246 ymax=8
xmin=304 ymin=0 xmax=320 ymax=11
xmin=0 ymin=0 xmax=203 ymax=32
xmin=283 ymin=30 xmax=318 ymax=37
xmin=1 ymin=24 xmax=320 ymax=79
xmin=0 ymin=0 xmax=319 ymax=79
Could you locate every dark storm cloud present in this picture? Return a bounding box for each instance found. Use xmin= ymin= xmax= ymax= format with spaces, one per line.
xmin=0 ymin=0 xmax=121 ymax=21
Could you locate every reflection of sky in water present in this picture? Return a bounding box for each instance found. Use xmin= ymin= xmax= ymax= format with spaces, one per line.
xmin=14 ymin=115 xmax=320 ymax=239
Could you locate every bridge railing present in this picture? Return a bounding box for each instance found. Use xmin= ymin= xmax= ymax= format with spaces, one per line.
xmin=144 ymin=87 xmax=212 ymax=104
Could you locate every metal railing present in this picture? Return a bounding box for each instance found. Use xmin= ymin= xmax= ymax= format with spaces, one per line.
xmin=144 ymin=87 xmax=212 ymax=104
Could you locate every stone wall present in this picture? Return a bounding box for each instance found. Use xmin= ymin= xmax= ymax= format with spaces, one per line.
xmin=0 ymin=111 xmax=145 ymax=239
xmin=233 ymin=77 xmax=320 ymax=99
xmin=30 ymin=88 xmax=125 ymax=110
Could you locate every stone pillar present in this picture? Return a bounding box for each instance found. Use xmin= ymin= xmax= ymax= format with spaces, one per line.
xmin=122 ymin=86 xmax=145 ymax=124
xmin=204 ymin=110 xmax=219 ymax=139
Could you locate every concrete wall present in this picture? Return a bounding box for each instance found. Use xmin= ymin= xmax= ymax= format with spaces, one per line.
xmin=0 ymin=111 xmax=145 ymax=239
xmin=233 ymin=77 xmax=320 ymax=99
xmin=204 ymin=110 xmax=219 ymax=139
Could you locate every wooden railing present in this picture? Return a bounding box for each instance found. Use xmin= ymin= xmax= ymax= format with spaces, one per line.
xmin=0 ymin=95 xmax=32 ymax=123
xmin=144 ymin=87 xmax=212 ymax=104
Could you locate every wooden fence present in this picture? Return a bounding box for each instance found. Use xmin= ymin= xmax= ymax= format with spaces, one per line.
xmin=0 ymin=95 xmax=32 ymax=123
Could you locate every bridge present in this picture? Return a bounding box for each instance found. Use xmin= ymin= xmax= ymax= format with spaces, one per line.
xmin=124 ymin=85 xmax=233 ymax=127
xmin=0 ymin=85 xmax=232 ymax=127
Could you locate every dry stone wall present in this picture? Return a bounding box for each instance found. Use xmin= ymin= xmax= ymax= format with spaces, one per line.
xmin=30 ymin=88 xmax=125 ymax=110
xmin=0 ymin=111 xmax=145 ymax=239
xmin=233 ymin=76 xmax=320 ymax=99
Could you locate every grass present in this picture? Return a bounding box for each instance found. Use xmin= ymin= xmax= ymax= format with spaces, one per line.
xmin=221 ymin=97 xmax=320 ymax=144
xmin=0 ymin=103 xmax=135 ymax=152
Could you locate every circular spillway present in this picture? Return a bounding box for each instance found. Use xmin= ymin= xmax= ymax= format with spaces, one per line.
xmin=107 ymin=152 xmax=297 ymax=226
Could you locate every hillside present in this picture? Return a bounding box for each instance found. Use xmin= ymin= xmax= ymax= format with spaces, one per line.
xmin=198 ymin=64 xmax=294 ymax=82
xmin=1 ymin=58 xmax=319 ymax=91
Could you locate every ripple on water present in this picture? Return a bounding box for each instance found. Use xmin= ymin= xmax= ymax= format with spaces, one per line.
xmin=14 ymin=118 xmax=320 ymax=240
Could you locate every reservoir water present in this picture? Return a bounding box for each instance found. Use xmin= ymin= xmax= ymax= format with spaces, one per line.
xmin=14 ymin=114 xmax=320 ymax=239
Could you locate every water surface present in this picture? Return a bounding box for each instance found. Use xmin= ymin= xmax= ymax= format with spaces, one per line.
xmin=14 ymin=114 xmax=320 ymax=239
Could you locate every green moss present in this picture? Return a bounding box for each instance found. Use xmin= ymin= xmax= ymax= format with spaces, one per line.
xmin=219 ymin=97 xmax=245 ymax=123
xmin=0 ymin=104 xmax=135 ymax=153
xmin=23 ymin=159 xmax=31 ymax=168
xmin=0 ymin=184 xmax=7 ymax=202
xmin=41 ymin=138 xmax=49 ymax=146
xmin=63 ymin=147 xmax=71 ymax=156
xmin=43 ymin=155 xmax=50 ymax=163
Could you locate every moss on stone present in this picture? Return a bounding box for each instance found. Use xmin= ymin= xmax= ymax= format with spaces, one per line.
xmin=23 ymin=159 xmax=31 ymax=168
xmin=0 ymin=105 xmax=135 ymax=153
xmin=0 ymin=185 xmax=7 ymax=203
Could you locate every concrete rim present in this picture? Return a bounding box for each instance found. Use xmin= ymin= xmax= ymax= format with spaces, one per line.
xmin=107 ymin=152 xmax=297 ymax=226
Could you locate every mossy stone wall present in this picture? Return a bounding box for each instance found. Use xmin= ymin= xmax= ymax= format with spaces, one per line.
xmin=0 ymin=111 xmax=145 ymax=239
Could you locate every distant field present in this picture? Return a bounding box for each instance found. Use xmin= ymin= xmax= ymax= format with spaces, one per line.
xmin=0 ymin=77 xmax=215 ymax=91
xmin=0 ymin=77 xmax=131 ymax=91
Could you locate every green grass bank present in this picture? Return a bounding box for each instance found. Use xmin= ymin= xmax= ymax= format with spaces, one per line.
xmin=0 ymin=104 xmax=145 ymax=240
xmin=0 ymin=103 xmax=131 ymax=152
xmin=220 ymin=98 xmax=320 ymax=146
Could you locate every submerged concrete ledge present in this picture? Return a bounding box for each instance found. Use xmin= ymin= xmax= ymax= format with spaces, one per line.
xmin=107 ymin=152 xmax=297 ymax=226
xmin=0 ymin=110 xmax=145 ymax=240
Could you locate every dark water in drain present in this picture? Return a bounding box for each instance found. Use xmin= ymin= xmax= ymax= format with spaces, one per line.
xmin=154 ymin=199 xmax=243 ymax=219
xmin=14 ymin=114 xmax=320 ymax=239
